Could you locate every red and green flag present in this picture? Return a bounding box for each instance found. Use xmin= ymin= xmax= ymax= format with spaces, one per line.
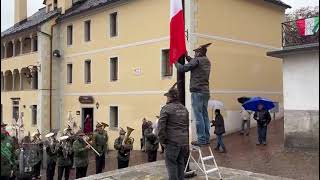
xmin=296 ymin=16 xmax=319 ymax=36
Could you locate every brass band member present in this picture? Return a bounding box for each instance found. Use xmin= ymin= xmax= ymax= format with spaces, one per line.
xmin=114 ymin=129 xmax=133 ymax=169
xmin=45 ymin=131 xmax=59 ymax=180
xmin=158 ymin=84 xmax=190 ymax=180
xmin=31 ymin=131 xmax=43 ymax=180
xmin=16 ymin=134 xmax=38 ymax=180
xmin=72 ymin=130 xmax=90 ymax=179
xmin=144 ymin=121 xmax=159 ymax=162
xmin=92 ymin=123 xmax=108 ymax=174
xmin=63 ymin=126 xmax=75 ymax=168
xmin=57 ymin=136 xmax=73 ymax=180
xmin=1 ymin=122 xmax=15 ymax=180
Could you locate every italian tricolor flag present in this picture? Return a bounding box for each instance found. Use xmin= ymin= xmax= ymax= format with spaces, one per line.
xmin=170 ymin=0 xmax=186 ymax=65
xmin=296 ymin=16 xmax=319 ymax=36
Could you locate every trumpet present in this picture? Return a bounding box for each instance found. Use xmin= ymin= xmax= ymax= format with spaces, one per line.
xmin=72 ymin=123 xmax=101 ymax=156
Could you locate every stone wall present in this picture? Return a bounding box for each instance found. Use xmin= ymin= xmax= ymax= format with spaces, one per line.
xmin=284 ymin=110 xmax=319 ymax=149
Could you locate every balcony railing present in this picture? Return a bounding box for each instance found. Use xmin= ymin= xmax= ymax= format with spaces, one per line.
xmin=282 ymin=17 xmax=319 ymax=47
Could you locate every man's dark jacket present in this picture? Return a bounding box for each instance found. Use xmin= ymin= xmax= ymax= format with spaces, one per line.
xmin=213 ymin=114 xmax=225 ymax=135
xmin=158 ymin=100 xmax=189 ymax=146
xmin=253 ymin=109 xmax=271 ymax=126
xmin=175 ymin=56 xmax=211 ymax=93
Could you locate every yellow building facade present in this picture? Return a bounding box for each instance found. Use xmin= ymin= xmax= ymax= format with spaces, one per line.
xmin=1 ymin=0 xmax=289 ymax=150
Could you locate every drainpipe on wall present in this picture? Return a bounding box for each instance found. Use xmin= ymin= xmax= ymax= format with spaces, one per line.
xmin=37 ymin=23 xmax=57 ymax=131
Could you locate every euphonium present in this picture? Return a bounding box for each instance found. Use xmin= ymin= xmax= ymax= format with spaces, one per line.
xmin=122 ymin=126 xmax=135 ymax=145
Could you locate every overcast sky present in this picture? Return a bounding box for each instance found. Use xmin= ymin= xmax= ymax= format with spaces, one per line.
xmin=1 ymin=0 xmax=319 ymax=32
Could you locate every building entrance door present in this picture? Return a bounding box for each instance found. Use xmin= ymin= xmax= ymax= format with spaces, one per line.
xmin=82 ymin=108 xmax=94 ymax=134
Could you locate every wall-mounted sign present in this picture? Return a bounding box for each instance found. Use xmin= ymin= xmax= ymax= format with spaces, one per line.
xmin=134 ymin=68 xmax=142 ymax=76
xmin=79 ymin=96 xmax=94 ymax=104
xmin=76 ymin=111 xmax=80 ymax=115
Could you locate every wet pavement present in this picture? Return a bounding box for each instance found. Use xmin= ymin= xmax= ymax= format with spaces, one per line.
xmin=40 ymin=118 xmax=319 ymax=180
xmin=80 ymin=161 xmax=294 ymax=180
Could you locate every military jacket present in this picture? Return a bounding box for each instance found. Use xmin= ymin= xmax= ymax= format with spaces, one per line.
xmin=114 ymin=137 xmax=132 ymax=161
xmin=72 ymin=139 xmax=89 ymax=167
xmin=92 ymin=130 xmax=108 ymax=154
xmin=1 ymin=134 xmax=16 ymax=176
xmin=57 ymin=141 xmax=73 ymax=167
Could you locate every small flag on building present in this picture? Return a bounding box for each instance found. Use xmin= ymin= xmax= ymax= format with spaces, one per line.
xmin=170 ymin=0 xmax=187 ymax=65
xmin=296 ymin=16 xmax=319 ymax=36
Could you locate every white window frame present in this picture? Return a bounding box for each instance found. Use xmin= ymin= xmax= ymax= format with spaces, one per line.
xmin=109 ymin=105 xmax=120 ymax=130
xmin=67 ymin=63 xmax=73 ymax=84
xmin=109 ymin=11 xmax=119 ymax=38
xmin=67 ymin=24 xmax=73 ymax=46
xmin=31 ymin=105 xmax=37 ymax=126
xmin=160 ymin=48 xmax=175 ymax=80
xmin=84 ymin=20 xmax=91 ymax=42
xmin=84 ymin=59 xmax=92 ymax=84
xmin=109 ymin=56 xmax=119 ymax=82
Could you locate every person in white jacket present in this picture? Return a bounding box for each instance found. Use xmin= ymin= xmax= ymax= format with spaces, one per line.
xmin=152 ymin=116 xmax=164 ymax=153
xmin=240 ymin=107 xmax=252 ymax=136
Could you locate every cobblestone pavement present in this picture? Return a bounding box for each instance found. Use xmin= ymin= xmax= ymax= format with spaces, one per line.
xmin=80 ymin=161 xmax=294 ymax=180
xmin=40 ymin=118 xmax=319 ymax=180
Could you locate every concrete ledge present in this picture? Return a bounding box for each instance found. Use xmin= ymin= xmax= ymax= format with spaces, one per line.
xmin=284 ymin=110 xmax=319 ymax=149
xmin=79 ymin=161 xmax=293 ymax=180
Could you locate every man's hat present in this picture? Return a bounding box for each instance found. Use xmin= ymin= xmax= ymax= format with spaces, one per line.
xmin=64 ymin=125 xmax=72 ymax=132
xmin=164 ymin=82 xmax=179 ymax=99
xmin=96 ymin=123 xmax=103 ymax=128
xmin=1 ymin=122 xmax=7 ymax=127
xmin=32 ymin=132 xmax=39 ymax=137
xmin=193 ymin=43 xmax=212 ymax=52
xmin=119 ymin=128 xmax=126 ymax=135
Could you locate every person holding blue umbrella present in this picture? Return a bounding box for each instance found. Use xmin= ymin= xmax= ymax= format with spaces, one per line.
xmin=242 ymin=97 xmax=274 ymax=145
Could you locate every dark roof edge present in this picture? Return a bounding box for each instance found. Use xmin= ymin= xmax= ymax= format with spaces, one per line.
xmin=264 ymin=0 xmax=291 ymax=9
xmin=57 ymin=0 xmax=128 ymax=23
xmin=1 ymin=12 xmax=60 ymax=39
xmin=267 ymin=43 xmax=319 ymax=58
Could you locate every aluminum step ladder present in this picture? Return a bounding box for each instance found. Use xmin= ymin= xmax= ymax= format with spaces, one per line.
xmin=185 ymin=145 xmax=222 ymax=180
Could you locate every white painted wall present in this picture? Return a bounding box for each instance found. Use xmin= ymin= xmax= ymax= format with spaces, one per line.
xmin=283 ymin=51 xmax=319 ymax=110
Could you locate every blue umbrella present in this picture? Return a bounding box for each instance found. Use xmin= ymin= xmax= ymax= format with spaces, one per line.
xmin=242 ymin=97 xmax=275 ymax=111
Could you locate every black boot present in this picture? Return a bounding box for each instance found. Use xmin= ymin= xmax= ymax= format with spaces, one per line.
xmin=214 ymin=146 xmax=220 ymax=151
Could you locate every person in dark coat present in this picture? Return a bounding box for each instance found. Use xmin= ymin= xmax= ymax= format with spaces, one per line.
xmin=211 ymin=109 xmax=227 ymax=153
xmin=144 ymin=123 xmax=159 ymax=162
xmin=158 ymin=84 xmax=189 ymax=180
xmin=72 ymin=131 xmax=90 ymax=179
xmin=175 ymin=43 xmax=212 ymax=146
xmin=141 ymin=118 xmax=148 ymax=152
xmin=253 ymin=104 xmax=271 ymax=145
xmin=114 ymin=129 xmax=133 ymax=169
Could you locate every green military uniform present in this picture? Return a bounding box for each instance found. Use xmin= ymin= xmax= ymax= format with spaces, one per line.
xmin=92 ymin=126 xmax=108 ymax=174
xmin=46 ymin=138 xmax=58 ymax=180
xmin=57 ymin=139 xmax=73 ymax=180
xmin=1 ymin=133 xmax=16 ymax=179
xmin=144 ymin=126 xmax=159 ymax=162
xmin=73 ymin=135 xmax=89 ymax=179
xmin=32 ymin=137 xmax=43 ymax=179
xmin=114 ymin=131 xmax=133 ymax=169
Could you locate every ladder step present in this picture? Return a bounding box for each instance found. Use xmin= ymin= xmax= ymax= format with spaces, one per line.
xmin=206 ymin=168 xmax=218 ymax=174
xmin=202 ymin=156 xmax=214 ymax=161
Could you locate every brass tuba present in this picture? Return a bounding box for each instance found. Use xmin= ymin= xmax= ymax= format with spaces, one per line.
xmin=122 ymin=127 xmax=135 ymax=145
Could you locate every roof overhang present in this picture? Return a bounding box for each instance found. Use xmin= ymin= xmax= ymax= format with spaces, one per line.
xmin=264 ymin=0 xmax=291 ymax=9
xmin=267 ymin=43 xmax=319 ymax=58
